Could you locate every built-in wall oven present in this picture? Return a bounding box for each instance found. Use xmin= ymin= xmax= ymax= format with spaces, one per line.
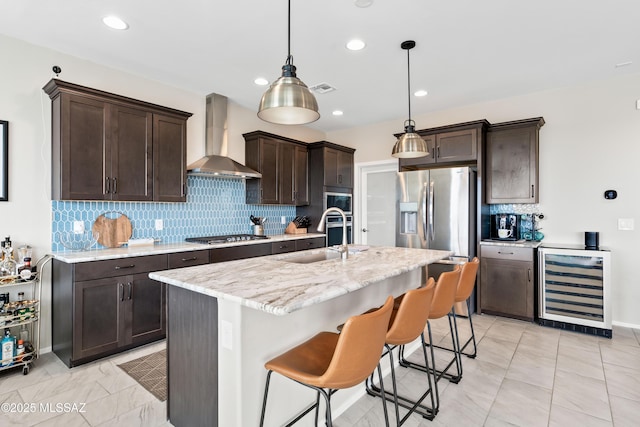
xmin=325 ymin=215 xmax=353 ymax=246
xmin=323 ymin=192 xmax=352 ymax=215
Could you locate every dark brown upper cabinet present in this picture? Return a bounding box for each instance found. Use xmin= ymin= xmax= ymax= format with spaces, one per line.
xmin=43 ymin=79 xmax=191 ymax=202
xmin=307 ymin=142 xmax=355 ymax=191
xmin=399 ymin=120 xmax=489 ymax=170
xmin=485 ymin=117 xmax=545 ymax=204
xmin=244 ymin=131 xmax=309 ymax=206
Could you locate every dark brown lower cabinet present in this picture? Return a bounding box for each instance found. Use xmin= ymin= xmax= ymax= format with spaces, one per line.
xmin=53 ymin=255 xmax=167 ymax=367
xmin=480 ymin=245 xmax=535 ymax=321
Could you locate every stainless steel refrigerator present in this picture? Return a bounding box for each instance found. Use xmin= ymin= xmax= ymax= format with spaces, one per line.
xmin=396 ymin=167 xmax=477 ymax=304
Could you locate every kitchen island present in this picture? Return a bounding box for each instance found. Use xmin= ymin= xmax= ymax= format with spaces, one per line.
xmin=149 ymin=245 xmax=452 ymax=427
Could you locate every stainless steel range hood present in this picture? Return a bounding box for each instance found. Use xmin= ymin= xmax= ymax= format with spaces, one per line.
xmin=187 ymin=93 xmax=261 ymax=179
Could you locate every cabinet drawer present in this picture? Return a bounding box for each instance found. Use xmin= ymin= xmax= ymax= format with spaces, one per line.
xmin=168 ymin=250 xmax=210 ymax=269
xmin=210 ymin=244 xmax=271 ymax=263
xmin=481 ymin=245 xmax=533 ymax=262
xmin=272 ymin=241 xmax=296 ymax=254
xmin=74 ymin=254 xmax=168 ymax=282
xmin=295 ymin=237 xmax=326 ymax=251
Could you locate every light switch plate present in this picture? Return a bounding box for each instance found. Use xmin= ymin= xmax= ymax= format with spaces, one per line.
xmin=155 ymin=219 xmax=163 ymax=231
xmin=281 ymin=216 xmax=287 ymax=224
xmin=618 ymin=218 xmax=634 ymax=230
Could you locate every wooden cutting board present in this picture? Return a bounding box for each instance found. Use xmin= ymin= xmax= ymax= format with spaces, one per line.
xmin=92 ymin=212 xmax=133 ymax=248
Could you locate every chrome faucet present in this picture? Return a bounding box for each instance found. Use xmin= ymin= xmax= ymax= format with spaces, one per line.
xmin=317 ymin=207 xmax=349 ymax=260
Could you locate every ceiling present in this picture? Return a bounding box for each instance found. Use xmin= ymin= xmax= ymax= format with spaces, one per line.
xmin=1 ymin=0 xmax=638 ymax=133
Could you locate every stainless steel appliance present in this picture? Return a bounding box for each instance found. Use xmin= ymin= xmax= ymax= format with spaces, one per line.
xmin=325 ymin=215 xmax=353 ymax=246
xmin=538 ymin=245 xmax=612 ymax=337
xmin=396 ymin=167 xmax=476 ymax=283
xmin=323 ymin=192 xmax=352 ymax=215
xmin=186 ymin=234 xmax=269 ymax=244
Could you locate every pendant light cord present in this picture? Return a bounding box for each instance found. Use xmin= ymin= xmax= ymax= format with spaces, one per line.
xmin=406 ymin=47 xmax=412 ymax=123
xmin=286 ymin=0 xmax=292 ymax=65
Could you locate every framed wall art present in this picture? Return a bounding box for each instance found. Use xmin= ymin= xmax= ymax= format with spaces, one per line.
xmin=0 ymin=120 xmax=7 ymax=201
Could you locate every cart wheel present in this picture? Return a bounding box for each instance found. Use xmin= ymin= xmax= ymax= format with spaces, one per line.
xmin=23 ymin=365 xmax=29 ymax=375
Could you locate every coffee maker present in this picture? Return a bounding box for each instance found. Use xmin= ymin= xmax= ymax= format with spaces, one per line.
xmin=491 ymin=214 xmax=520 ymax=240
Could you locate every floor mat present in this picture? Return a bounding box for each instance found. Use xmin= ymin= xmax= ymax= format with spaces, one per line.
xmin=117 ymin=349 xmax=167 ymax=401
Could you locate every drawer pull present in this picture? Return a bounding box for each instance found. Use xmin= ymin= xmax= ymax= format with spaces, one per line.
xmin=114 ymin=264 xmax=135 ymax=270
xmin=181 ymin=257 xmax=198 ymax=262
xmin=497 ymin=251 xmax=514 ymax=255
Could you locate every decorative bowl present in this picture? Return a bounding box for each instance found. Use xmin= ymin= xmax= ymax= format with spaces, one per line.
xmin=58 ymin=231 xmax=99 ymax=251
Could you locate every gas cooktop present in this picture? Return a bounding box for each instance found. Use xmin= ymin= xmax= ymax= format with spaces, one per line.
xmin=185 ymin=234 xmax=269 ymax=245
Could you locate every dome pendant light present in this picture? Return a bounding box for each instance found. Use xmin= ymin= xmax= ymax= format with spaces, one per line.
xmin=392 ymin=40 xmax=429 ymax=158
xmin=258 ymin=0 xmax=320 ymax=125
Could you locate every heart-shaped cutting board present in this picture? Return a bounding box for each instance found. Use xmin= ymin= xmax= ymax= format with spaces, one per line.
xmin=92 ymin=212 xmax=133 ymax=248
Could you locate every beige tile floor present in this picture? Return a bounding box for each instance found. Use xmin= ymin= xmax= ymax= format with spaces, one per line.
xmin=0 ymin=314 xmax=638 ymax=426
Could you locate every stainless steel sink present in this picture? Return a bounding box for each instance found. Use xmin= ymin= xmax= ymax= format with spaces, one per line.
xmin=282 ymin=250 xmax=342 ymax=264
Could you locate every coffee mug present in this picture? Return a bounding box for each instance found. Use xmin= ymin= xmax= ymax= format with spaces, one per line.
xmin=498 ymin=229 xmax=512 ymax=239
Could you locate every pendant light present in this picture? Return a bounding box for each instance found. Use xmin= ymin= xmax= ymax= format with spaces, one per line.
xmin=392 ymin=40 xmax=429 ymax=158
xmin=258 ymin=0 xmax=320 ymax=125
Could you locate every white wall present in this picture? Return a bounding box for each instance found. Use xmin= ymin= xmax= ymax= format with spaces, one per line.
xmin=0 ymin=34 xmax=324 ymax=351
xmin=328 ymin=73 xmax=640 ymax=327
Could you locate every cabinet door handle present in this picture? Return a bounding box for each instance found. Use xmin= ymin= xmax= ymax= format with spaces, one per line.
xmin=527 ymin=268 xmax=532 ymax=282
xmin=105 ymin=177 xmax=111 ymax=194
xmin=119 ymin=283 xmax=124 ymax=301
xmin=531 ymin=185 xmax=535 ymax=198
xmin=127 ymin=282 xmax=133 ymax=300
xmin=437 ymin=146 xmax=440 ymax=159
xmin=113 ymin=177 xmax=117 ymax=194
xmin=114 ymin=264 xmax=135 ymax=270
xmin=181 ymin=257 xmax=198 ymax=262
xmin=280 ymin=244 xmax=288 ymax=249
xmin=338 ymin=174 xmax=342 ymax=184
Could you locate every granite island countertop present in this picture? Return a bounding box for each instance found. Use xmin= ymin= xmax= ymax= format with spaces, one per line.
xmin=50 ymin=233 xmax=326 ymax=263
xmin=150 ymin=246 xmax=452 ymax=316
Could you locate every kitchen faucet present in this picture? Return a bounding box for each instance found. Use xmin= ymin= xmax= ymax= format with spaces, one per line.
xmin=317 ymin=207 xmax=349 ymax=260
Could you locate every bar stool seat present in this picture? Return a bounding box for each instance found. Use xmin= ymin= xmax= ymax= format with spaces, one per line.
xmin=399 ymin=266 xmax=462 ymax=384
xmin=432 ymin=257 xmax=480 ymax=359
xmin=366 ymin=277 xmax=438 ymax=425
xmin=260 ymin=296 xmax=394 ymax=427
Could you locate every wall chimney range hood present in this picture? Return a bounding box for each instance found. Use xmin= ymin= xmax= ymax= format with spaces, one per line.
xmin=187 ymin=93 xmax=261 ymax=179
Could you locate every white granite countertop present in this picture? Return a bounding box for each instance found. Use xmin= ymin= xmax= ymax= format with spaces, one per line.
xmin=149 ymin=246 xmax=452 ymax=315
xmin=480 ymin=239 xmax=542 ymax=249
xmin=51 ymin=233 xmax=326 ymax=263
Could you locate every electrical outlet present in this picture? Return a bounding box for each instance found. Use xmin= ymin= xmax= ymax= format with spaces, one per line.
xmin=73 ymin=221 xmax=85 ymax=234
xmin=155 ymin=219 xmax=163 ymax=231
xmin=281 ymin=216 xmax=287 ymax=224
xmin=618 ymin=218 xmax=634 ymax=230
xmin=221 ymin=320 xmax=232 ymax=350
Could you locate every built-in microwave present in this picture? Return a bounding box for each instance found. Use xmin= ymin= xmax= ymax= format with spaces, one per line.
xmin=323 ymin=192 xmax=352 ymax=215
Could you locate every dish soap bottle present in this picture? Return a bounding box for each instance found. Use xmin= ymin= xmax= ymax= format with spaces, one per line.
xmin=1 ymin=328 xmax=15 ymax=367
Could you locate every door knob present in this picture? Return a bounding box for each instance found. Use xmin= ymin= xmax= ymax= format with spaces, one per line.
xmin=362 ymin=228 xmax=369 ymax=232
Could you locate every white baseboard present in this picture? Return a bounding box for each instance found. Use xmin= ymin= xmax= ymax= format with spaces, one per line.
xmin=612 ymin=320 xmax=640 ymax=330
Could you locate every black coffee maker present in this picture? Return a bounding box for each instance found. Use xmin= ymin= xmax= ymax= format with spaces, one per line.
xmin=491 ymin=214 xmax=520 ymax=240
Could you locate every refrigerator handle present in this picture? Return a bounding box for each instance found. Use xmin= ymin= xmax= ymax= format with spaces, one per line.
xmin=429 ymin=180 xmax=435 ymax=240
xmin=422 ymin=182 xmax=428 ymax=242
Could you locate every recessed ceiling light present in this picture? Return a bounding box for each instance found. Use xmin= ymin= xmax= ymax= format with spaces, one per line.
xmin=332 ymin=110 xmax=344 ymax=116
xmin=254 ymin=77 xmax=269 ymax=86
xmin=346 ymin=39 xmax=366 ymax=51
xmin=354 ymin=0 xmax=374 ymax=8
xmin=414 ymin=90 xmax=428 ymax=97
xmin=102 ymin=15 xmax=129 ymax=30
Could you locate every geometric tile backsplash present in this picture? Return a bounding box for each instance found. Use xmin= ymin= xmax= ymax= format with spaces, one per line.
xmin=51 ymin=176 xmax=296 ymax=251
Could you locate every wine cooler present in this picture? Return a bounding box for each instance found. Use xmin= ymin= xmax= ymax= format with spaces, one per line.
xmin=538 ymin=245 xmax=611 ymax=337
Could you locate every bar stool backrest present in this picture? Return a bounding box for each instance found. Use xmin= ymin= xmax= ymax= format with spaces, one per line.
xmin=320 ymin=296 xmax=394 ymax=389
xmin=455 ymin=257 xmax=480 ymax=303
xmin=386 ymin=278 xmax=436 ymax=346
xmin=428 ymin=266 xmax=461 ymax=319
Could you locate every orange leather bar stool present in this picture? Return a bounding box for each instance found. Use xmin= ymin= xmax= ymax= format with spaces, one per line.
xmin=365 ymin=278 xmax=438 ymax=425
xmin=432 ymin=258 xmax=480 ymax=360
xmin=259 ymin=296 xmax=394 ymax=427
xmin=399 ymin=266 xmax=462 ymax=384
